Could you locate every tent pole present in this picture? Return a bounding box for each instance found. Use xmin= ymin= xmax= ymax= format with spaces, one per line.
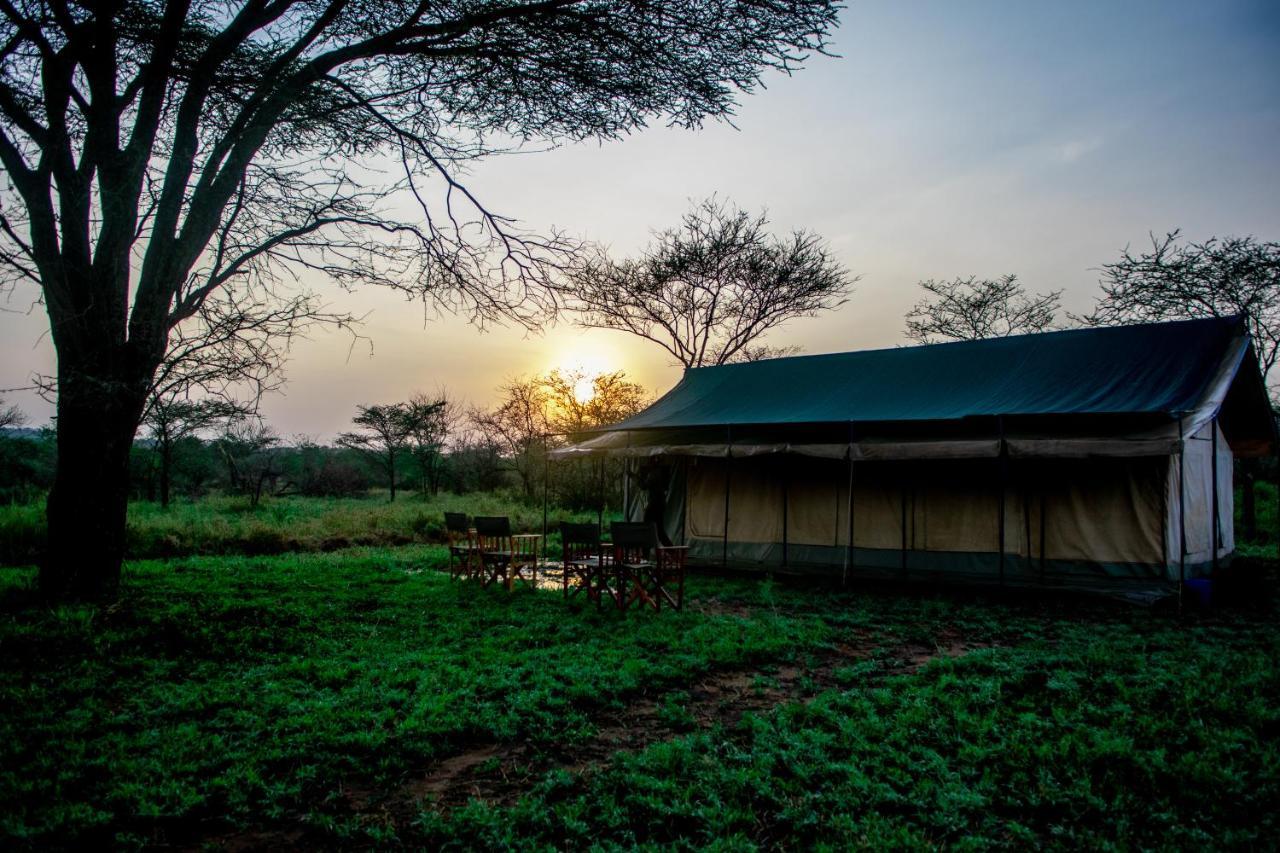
xmin=542 ymin=434 xmax=549 ymax=545
xmin=1178 ymin=416 xmax=1186 ymax=610
xmin=723 ymin=426 xmax=732 ymax=570
xmin=1211 ymin=417 xmax=1219 ymax=576
xmin=1039 ymin=489 xmax=1047 ymax=583
xmin=900 ymin=478 xmax=908 ymax=580
xmin=1022 ymin=475 xmax=1032 ymax=579
xmin=597 ymin=455 xmax=605 ymax=537
xmin=622 ymin=458 xmax=630 ymax=522
xmin=680 ymin=458 xmax=688 ymax=546
xmin=997 ymin=417 xmax=1007 ymax=587
xmin=780 ymin=456 xmax=788 ymax=575
xmin=844 ymin=424 xmax=855 ymax=588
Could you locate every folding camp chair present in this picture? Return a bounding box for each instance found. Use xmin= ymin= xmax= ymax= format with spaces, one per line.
xmin=444 ymin=512 xmax=478 ymax=580
xmin=611 ymin=521 xmax=688 ymax=611
xmin=560 ymin=521 xmax=612 ymax=604
xmin=474 ymin=516 xmax=539 ymax=592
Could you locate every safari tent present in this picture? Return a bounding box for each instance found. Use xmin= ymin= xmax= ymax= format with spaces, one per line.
xmin=554 ymin=316 xmax=1276 ymax=591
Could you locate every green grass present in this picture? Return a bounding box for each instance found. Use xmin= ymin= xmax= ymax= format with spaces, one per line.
xmin=0 ymin=476 xmax=1272 ymax=565
xmin=1 ymin=549 xmax=1277 ymax=848
xmin=0 ymin=492 xmax=599 ymax=566
xmin=0 ymin=549 xmax=826 ymax=847
xmin=1236 ymin=480 xmax=1279 ymax=559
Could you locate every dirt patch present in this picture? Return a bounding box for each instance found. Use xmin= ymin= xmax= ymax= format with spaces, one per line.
xmin=688 ymin=597 xmax=757 ymax=619
xmin=394 ymin=632 xmax=990 ymax=816
xmin=202 ymin=632 xmax=993 ymax=849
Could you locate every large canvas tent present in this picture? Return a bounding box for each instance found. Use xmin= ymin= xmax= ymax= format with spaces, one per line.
xmin=553 ymin=316 xmax=1276 ymax=591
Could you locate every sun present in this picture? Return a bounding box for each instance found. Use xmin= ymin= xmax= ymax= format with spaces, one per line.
xmin=552 ymin=346 xmax=617 ymax=402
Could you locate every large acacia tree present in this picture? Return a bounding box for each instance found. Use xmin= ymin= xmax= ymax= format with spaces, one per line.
xmin=0 ymin=0 xmax=840 ymax=599
xmin=572 ymin=197 xmax=852 ymax=367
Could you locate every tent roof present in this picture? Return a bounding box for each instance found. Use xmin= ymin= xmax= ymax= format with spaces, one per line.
xmin=603 ymin=316 xmax=1266 ymax=434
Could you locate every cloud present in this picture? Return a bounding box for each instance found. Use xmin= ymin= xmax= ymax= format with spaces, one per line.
xmin=1054 ymin=135 xmax=1105 ymax=164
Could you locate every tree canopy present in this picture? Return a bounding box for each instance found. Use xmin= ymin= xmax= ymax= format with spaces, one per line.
xmin=904 ymin=275 xmax=1061 ymax=344
xmin=572 ymin=197 xmax=852 ymax=367
xmin=1081 ymin=231 xmax=1280 ymax=382
xmin=0 ymin=0 xmax=842 ymax=599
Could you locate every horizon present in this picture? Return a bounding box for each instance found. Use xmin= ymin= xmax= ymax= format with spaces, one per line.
xmin=2 ymin=0 xmax=1277 ymax=440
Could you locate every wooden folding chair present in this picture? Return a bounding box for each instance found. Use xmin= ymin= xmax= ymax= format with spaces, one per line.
xmin=473 ymin=516 xmax=513 ymax=589
xmin=444 ymin=512 xmax=477 ymax=580
xmin=474 ymin=516 xmax=540 ymax=592
xmin=610 ymin=522 xmax=688 ymax=611
xmin=560 ymin=521 xmax=611 ymax=604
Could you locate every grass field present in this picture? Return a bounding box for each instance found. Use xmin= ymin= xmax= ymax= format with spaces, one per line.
xmin=1 ymin=547 xmax=1277 ymax=849
xmin=2 ymin=480 xmax=1277 ymax=566
xmin=0 ymin=492 xmax=596 ymax=566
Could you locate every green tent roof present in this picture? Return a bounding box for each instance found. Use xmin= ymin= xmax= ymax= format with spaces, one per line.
xmin=606 ymin=316 xmax=1258 ymax=432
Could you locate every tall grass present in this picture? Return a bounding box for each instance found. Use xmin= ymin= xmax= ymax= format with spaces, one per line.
xmin=0 ymin=492 xmax=604 ymax=566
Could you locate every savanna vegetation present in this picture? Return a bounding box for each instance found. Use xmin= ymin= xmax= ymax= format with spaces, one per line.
xmin=1 ymin=545 xmax=1277 ymax=848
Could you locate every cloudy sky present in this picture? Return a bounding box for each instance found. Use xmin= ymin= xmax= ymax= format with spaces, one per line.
xmin=2 ymin=0 xmax=1278 ymax=438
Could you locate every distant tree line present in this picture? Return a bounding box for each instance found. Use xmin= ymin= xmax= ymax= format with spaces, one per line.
xmin=0 ymin=367 xmax=648 ymax=511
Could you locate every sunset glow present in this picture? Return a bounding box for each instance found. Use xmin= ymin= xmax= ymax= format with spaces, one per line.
xmin=552 ymin=346 xmax=619 ymax=401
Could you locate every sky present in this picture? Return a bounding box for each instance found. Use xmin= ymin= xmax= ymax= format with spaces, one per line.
xmin=2 ymin=0 xmax=1278 ymax=439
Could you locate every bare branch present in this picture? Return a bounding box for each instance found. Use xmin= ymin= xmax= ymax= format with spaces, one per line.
xmin=571 ymin=197 xmax=852 ymax=368
xmin=1077 ymin=231 xmax=1280 ymax=384
xmin=904 ymin=275 xmax=1061 ymax=344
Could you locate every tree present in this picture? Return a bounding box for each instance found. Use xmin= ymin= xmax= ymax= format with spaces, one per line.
xmin=572 ymin=198 xmax=852 ymax=368
xmin=0 ymin=1 xmax=841 ymax=600
xmin=447 ymin=431 xmax=506 ymax=494
xmin=142 ymin=393 xmax=250 ymax=507
xmin=729 ymin=343 xmax=803 ymax=363
xmin=543 ymin=369 xmax=647 ymax=435
xmin=214 ymin=420 xmax=282 ymax=507
xmin=337 ymin=404 xmax=413 ymax=501
xmin=904 ymin=275 xmax=1061 ymax=344
xmin=543 ymin=368 xmax=647 ymax=510
xmin=1081 ymin=231 xmax=1280 ymax=380
xmin=404 ymin=391 xmax=460 ymax=497
xmin=1081 ymin=230 xmax=1280 ymax=539
xmin=0 ymin=397 xmax=25 ymax=430
xmin=470 ymin=377 xmax=550 ymax=498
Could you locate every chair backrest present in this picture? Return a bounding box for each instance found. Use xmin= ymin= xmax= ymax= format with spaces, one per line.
xmin=444 ymin=512 xmax=469 ymax=534
xmin=560 ymin=521 xmax=600 ymax=546
xmin=611 ymin=521 xmax=659 ymax=563
xmin=474 ymin=516 xmax=512 ymax=537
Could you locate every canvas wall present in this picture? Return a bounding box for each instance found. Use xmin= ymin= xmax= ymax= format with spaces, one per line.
xmin=681 ymin=451 xmax=1182 ymax=584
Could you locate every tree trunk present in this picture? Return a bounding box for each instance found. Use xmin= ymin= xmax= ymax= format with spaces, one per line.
xmin=388 ymin=451 xmax=396 ymax=502
xmin=159 ymin=440 xmax=172 ymax=509
xmin=1241 ymin=461 xmax=1257 ymax=541
xmin=39 ymin=371 xmax=146 ymax=601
